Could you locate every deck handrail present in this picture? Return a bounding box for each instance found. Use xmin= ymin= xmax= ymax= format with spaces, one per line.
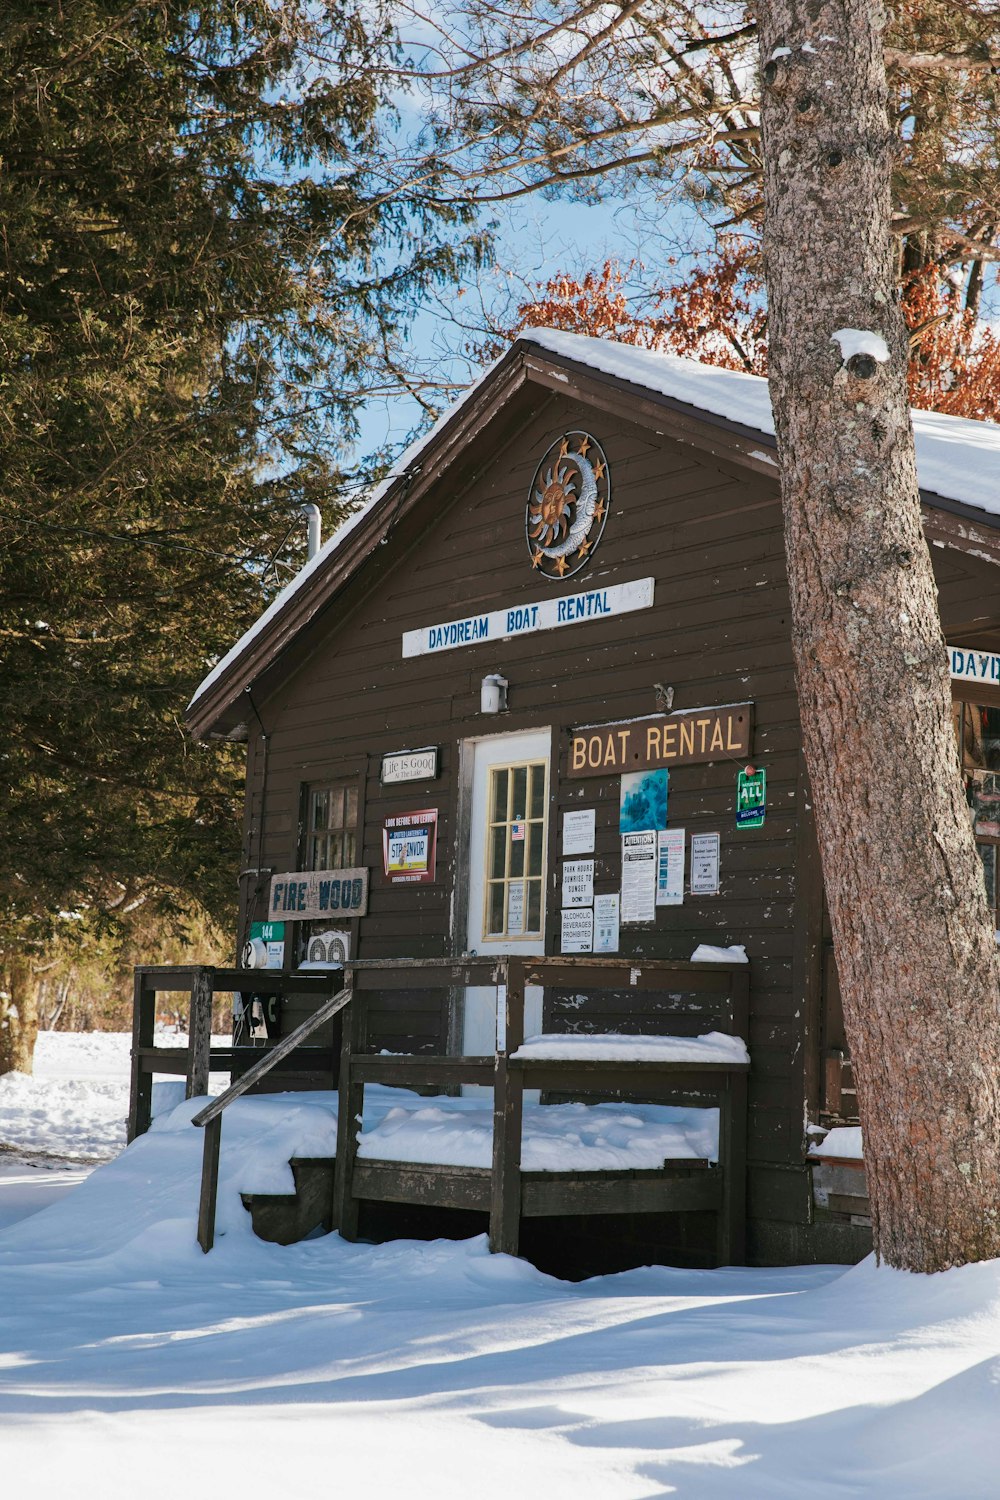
xmin=191 ymin=987 xmax=354 ymax=1129
xmin=130 ymin=952 xmax=750 ymax=1257
xmin=193 ymin=986 xmax=353 ymax=1253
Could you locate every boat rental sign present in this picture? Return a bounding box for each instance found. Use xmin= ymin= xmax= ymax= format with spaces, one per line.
xmin=402 ymin=577 xmax=654 ymax=658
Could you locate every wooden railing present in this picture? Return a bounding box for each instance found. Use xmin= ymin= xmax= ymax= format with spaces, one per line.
xmin=335 ymin=954 xmax=750 ymax=1263
xmin=132 ymin=954 xmax=751 ymax=1263
xmin=332 ymin=955 xmax=507 ymax=1241
xmin=128 ymin=965 xmax=344 ymax=1141
xmin=192 ymin=987 xmax=354 ymax=1252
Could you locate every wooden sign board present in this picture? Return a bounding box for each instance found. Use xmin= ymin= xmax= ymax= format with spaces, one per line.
xmin=568 ymin=704 xmax=753 ymax=778
xmin=381 ymin=746 xmax=439 ymax=784
xmin=269 ymin=867 xmax=369 ymax=920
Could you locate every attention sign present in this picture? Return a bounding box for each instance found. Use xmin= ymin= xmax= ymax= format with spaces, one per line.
xmin=568 ymin=705 xmax=753 ymax=778
xmin=383 ymin=809 xmax=439 ymax=885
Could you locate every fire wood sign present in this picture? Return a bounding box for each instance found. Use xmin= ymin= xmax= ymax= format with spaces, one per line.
xmin=269 ymin=868 xmax=369 ymax=919
xmin=568 ymin=705 xmax=753 ymax=777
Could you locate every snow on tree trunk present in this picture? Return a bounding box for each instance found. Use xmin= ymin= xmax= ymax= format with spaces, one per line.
xmin=757 ymin=0 xmax=1000 ymax=1271
xmin=0 ymin=957 xmax=39 ymax=1076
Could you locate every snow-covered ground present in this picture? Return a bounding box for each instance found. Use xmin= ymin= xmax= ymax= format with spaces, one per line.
xmin=2 ymin=1033 xmax=999 ymax=1498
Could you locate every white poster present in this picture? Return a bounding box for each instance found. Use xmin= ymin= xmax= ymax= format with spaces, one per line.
xmin=621 ymin=831 xmax=656 ymax=923
xmin=562 ymin=808 xmax=596 ymax=856
xmin=657 ymin=828 xmax=685 ymax=906
xmin=562 ymin=858 xmax=594 ymax=908
xmin=561 ymin=906 xmax=594 ymax=954
xmin=594 ymin=893 xmax=620 ymax=953
xmin=690 ymin=832 xmax=721 ymax=895
xmin=507 ymin=882 xmax=524 ymax=936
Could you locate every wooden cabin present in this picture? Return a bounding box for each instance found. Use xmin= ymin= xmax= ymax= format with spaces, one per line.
xmin=176 ymin=329 xmax=1000 ymax=1268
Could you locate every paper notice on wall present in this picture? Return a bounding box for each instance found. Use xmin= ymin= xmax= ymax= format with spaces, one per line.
xmin=562 ymin=808 xmax=596 ymax=856
xmin=562 ymin=858 xmax=594 ymax=908
xmin=621 ymin=831 xmax=656 ymax=923
xmin=656 ymin=828 xmax=685 ymax=906
xmin=507 ymin=882 xmax=524 ymax=936
xmin=690 ymin=832 xmax=721 ymax=895
xmin=594 ymin=893 xmax=620 ymax=953
xmin=561 ymin=906 xmax=594 ymax=954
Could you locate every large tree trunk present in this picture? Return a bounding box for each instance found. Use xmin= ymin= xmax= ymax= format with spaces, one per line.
xmin=757 ymin=0 xmax=1000 ymax=1271
xmin=0 ymin=954 xmax=40 ymax=1075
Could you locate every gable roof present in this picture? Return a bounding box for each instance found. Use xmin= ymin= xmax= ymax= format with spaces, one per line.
xmin=188 ymin=328 xmax=1000 ymax=738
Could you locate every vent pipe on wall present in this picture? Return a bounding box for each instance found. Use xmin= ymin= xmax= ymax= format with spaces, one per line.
xmin=302 ymin=504 xmax=322 ymax=561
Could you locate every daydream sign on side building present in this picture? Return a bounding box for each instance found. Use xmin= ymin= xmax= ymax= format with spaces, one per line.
xmin=950 ymin=646 xmax=1000 ymax=686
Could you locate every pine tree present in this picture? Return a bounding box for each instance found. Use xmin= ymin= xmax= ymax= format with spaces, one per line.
xmin=0 ymin=1 xmax=481 ymax=1071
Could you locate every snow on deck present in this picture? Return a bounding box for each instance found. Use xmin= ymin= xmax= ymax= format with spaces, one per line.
xmin=813 ymin=1125 xmax=864 ymax=1161
xmin=148 ymin=1086 xmax=722 ymax=1196
xmin=512 ymin=1030 xmax=748 ymax=1065
xmin=357 ymin=1095 xmax=719 ymax=1172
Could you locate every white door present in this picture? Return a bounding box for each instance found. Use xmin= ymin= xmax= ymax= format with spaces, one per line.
xmin=464 ymin=728 xmax=551 ymax=1059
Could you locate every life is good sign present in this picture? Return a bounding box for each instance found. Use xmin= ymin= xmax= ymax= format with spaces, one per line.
xmin=269 ymin=868 xmax=369 ymax=920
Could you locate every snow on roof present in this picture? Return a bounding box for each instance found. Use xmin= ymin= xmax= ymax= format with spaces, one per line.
xmin=527 ymin=329 xmax=1000 ymax=515
xmin=190 ymin=329 xmax=1000 ymax=713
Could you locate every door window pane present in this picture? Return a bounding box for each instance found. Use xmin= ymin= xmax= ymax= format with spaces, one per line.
xmin=483 ymin=758 xmax=548 ymax=938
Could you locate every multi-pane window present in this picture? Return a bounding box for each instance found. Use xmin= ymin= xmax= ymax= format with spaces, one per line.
xmin=483 ymin=759 xmax=548 ymax=939
xmin=953 ymin=700 xmax=1000 ymax=928
xmin=306 ymin=783 xmax=359 ymax=870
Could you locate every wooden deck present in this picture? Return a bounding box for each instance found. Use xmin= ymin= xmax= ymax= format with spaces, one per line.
xmin=130 ymin=955 xmax=750 ymax=1266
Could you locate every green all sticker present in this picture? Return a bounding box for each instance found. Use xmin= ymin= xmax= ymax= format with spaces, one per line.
xmin=736 ymin=767 xmax=766 ymax=829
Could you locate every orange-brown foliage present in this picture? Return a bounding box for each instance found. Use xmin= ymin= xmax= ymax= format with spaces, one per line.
xmin=514 ymin=250 xmax=1000 ymax=421
xmin=903 ymin=266 xmax=1000 ymax=422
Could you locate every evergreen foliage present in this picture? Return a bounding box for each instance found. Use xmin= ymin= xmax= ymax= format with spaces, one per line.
xmin=0 ymin=1 xmax=482 ymax=1065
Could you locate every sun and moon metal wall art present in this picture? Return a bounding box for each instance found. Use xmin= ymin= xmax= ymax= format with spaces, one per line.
xmin=526 ymin=431 xmax=610 ymax=580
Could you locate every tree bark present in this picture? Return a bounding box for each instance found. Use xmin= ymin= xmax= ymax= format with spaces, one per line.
xmin=757 ymin=0 xmax=1000 ymax=1271
xmin=0 ymin=954 xmax=40 ymax=1075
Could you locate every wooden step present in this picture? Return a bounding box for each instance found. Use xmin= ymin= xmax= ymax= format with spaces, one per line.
xmin=241 ymin=1157 xmax=334 ymax=1245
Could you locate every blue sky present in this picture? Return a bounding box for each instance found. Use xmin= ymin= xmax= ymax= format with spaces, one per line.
xmin=353 ymin=188 xmax=712 ymax=466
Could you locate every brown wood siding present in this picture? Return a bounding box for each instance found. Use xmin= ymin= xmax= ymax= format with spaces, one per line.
xmin=234 ymin=381 xmax=1000 ymax=1244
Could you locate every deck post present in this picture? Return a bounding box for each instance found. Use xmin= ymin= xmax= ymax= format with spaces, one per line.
xmin=718 ymin=967 xmax=750 ymax=1265
xmin=721 ymin=1068 xmax=748 ymax=1266
xmin=490 ymin=959 xmax=524 ymax=1256
xmin=197 ymin=1114 xmax=223 ymax=1253
xmin=128 ymin=970 xmax=156 ymax=1141
xmin=186 ymin=966 xmax=215 ymax=1100
xmin=333 ymin=970 xmax=365 ymax=1240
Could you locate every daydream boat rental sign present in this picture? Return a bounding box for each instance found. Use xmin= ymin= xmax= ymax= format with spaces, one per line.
xmin=402 ymin=577 xmax=655 ymax=658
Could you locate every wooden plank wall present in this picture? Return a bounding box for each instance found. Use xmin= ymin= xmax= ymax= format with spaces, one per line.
xmin=234 ymin=385 xmax=827 ymax=1255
